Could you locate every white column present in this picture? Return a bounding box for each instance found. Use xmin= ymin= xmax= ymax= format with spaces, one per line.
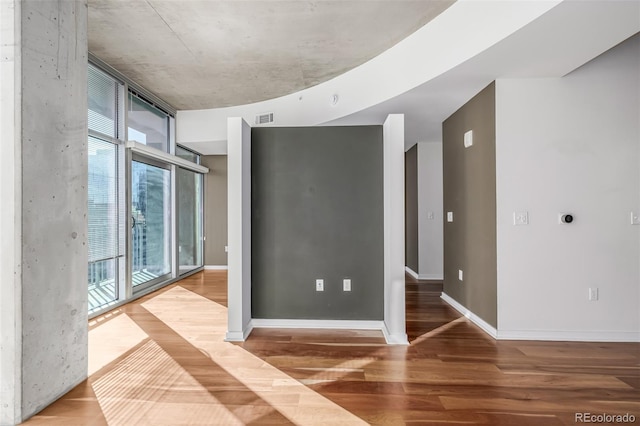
xmin=383 ymin=114 xmax=408 ymax=345
xmin=226 ymin=117 xmax=253 ymax=341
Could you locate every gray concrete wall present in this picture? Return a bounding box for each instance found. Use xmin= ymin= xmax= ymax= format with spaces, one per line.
xmin=251 ymin=126 xmax=384 ymax=320
xmin=405 ymin=145 xmax=419 ymax=273
xmin=202 ymin=155 xmax=228 ymax=266
xmin=442 ymin=82 xmax=497 ymax=328
xmin=19 ymin=0 xmax=89 ymax=420
xmin=1 ymin=1 xmax=23 ymax=423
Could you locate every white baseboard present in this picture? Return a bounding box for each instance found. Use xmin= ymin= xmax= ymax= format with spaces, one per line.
xmin=250 ymin=319 xmax=408 ymax=345
xmin=405 ymin=267 xmax=443 ymax=281
xmin=405 ymin=266 xmax=419 ymax=279
xmin=205 ymin=265 xmax=228 ymax=270
xmin=441 ymin=293 xmax=639 ymax=342
xmin=440 ymin=293 xmax=498 ymax=339
xmin=381 ymin=323 xmax=410 ymax=345
xmin=418 ymin=273 xmax=443 ymax=280
xmin=224 ymin=321 xmax=254 ymax=342
xmin=497 ymin=330 xmax=640 ymax=342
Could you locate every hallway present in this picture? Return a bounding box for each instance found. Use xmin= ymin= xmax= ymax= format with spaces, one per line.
xmin=24 ymin=271 xmax=640 ymax=425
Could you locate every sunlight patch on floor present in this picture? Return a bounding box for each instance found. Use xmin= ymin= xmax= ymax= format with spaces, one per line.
xmin=411 ymin=316 xmax=466 ymax=345
xmin=142 ymin=285 xmax=369 ymax=426
xmin=92 ymin=340 xmax=245 ymax=426
xmin=89 ymin=312 xmax=149 ymax=375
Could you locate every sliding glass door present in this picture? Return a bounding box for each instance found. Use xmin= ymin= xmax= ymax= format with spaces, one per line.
xmin=131 ymin=159 xmax=172 ymax=290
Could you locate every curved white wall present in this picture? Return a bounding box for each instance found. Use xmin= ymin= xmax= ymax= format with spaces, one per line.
xmin=177 ymin=0 xmax=561 ymax=154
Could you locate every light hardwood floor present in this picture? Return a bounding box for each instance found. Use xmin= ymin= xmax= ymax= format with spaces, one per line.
xmin=23 ymin=271 xmax=639 ymax=425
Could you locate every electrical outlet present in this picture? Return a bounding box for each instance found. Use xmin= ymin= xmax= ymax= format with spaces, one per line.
xmin=315 ymin=279 xmax=324 ymax=292
xmin=447 ymin=212 xmax=454 ymax=222
xmin=458 ymin=270 xmax=463 ymax=281
xmin=224 ymin=245 xmax=228 ymax=252
xmin=588 ymin=287 xmax=599 ymax=301
xmin=343 ymin=279 xmax=351 ymax=292
xmin=513 ymin=211 xmax=529 ymax=225
xmin=427 ymin=211 xmax=435 ymax=220
xmin=631 ymin=212 xmax=640 ymax=225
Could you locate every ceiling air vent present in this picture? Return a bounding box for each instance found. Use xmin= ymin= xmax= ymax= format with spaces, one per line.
xmin=255 ymin=112 xmax=274 ymax=125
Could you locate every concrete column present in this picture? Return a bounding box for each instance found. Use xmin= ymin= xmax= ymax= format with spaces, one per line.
xmin=226 ymin=117 xmax=252 ymax=341
xmin=383 ymin=114 xmax=408 ymax=345
xmin=1 ymin=1 xmax=23 ymax=424
xmin=1 ymin=1 xmax=88 ymax=423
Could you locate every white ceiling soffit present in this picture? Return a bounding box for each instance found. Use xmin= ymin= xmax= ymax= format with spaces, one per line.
xmin=177 ymin=0 xmax=640 ymax=154
xmin=88 ymin=0 xmax=456 ymax=110
xmin=329 ymin=0 xmax=640 ymax=149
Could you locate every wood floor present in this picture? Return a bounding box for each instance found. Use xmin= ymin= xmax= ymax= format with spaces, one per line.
xmin=23 ymin=271 xmax=639 ymax=425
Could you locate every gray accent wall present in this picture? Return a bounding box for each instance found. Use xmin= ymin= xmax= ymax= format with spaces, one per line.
xmin=405 ymin=145 xmax=419 ymax=273
xmin=251 ymin=126 xmax=384 ymax=320
xmin=442 ymin=82 xmax=497 ymax=328
xmin=202 ymin=155 xmax=228 ymax=266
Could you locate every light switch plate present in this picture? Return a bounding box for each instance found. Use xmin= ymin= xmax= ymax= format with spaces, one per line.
xmin=315 ymin=279 xmax=324 ymax=292
xmin=458 ymin=269 xmax=463 ymax=281
xmin=513 ymin=211 xmax=529 ymax=225
xmin=447 ymin=212 xmax=454 ymax=222
xmin=464 ymin=130 xmax=473 ymax=148
xmin=631 ymin=212 xmax=640 ymax=225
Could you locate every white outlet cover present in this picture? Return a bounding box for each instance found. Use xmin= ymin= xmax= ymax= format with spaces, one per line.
xmin=458 ymin=270 xmax=463 ymax=281
xmin=315 ymin=279 xmax=324 ymax=291
xmin=447 ymin=212 xmax=454 ymax=222
xmin=513 ymin=211 xmax=529 ymax=225
xmin=631 ymin=212 xmax=640 ymax=225
xmin=427 ymin=211 xmax=435 ymax=220
xmin=343 ymin=279 xmax=351 ymax=292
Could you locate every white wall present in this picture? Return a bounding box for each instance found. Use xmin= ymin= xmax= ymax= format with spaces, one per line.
xmin=417 ymin=142 xmax=444 ymax=280
xmin=495 ymin=35 xmax=640 ymax=341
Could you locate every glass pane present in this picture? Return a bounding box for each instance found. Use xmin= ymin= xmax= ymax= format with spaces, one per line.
xmin=88 ymin=65 xmax=117 ymax=137
xmin=132 ymin=160 xmax=171 ymax=287
xmin=128 ymin=93 xmax=169 ymax=152
xmin=178 ymin=168 xmax=203 ymax=274
xmin=176 ymin=145 xmax=200 ymax=164
xmin=88 ymin=137 xmax=119 ymax=311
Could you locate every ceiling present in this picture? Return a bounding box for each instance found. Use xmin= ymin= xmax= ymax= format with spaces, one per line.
xmin=88 ymin=0 xmax=455 ymax=110
xmin=89 ymin=0 xmax=640 ymax=154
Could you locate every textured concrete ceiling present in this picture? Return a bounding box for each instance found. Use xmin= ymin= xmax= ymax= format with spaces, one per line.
xmin=88 ymin=0 xmax=455 ymax=110
xmin=89 ymin=0 xmax=455 ymax=109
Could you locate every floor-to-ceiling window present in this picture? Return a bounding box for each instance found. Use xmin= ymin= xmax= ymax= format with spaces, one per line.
xmin=87 ymin=58 xmax=207 ymax=316
xmin=87 ymin=65 xmax=125 ymax=312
